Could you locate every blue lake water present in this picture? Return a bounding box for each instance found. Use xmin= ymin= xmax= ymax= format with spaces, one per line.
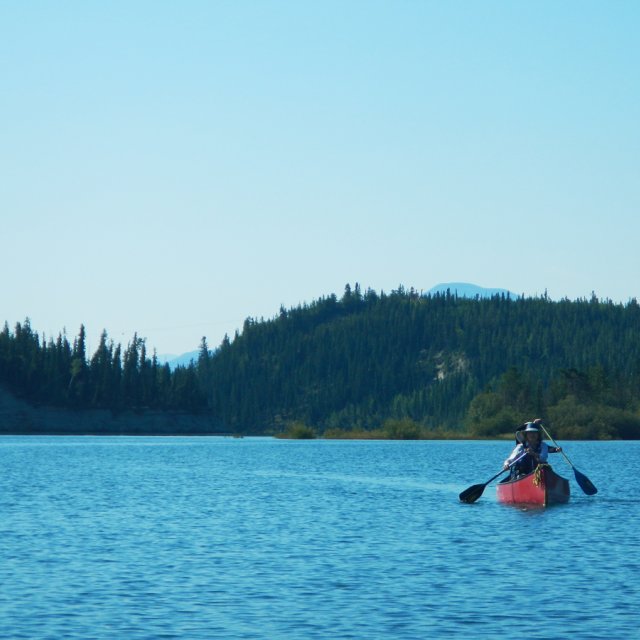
xmin=0 ymin=437 xmax=637 ymax=639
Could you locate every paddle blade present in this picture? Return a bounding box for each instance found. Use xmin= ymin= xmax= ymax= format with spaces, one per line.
xmin=574 ymin=468 xmax=598 ymax=495
xmin=459 ymin=483 xmax=486 ymax=504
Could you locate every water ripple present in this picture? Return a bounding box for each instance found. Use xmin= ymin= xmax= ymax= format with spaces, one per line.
xmin=0 ymin=437 xmax=637 ymax=639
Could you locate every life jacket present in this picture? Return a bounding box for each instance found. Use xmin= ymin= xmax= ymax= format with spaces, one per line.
xmin=515 ymin=443 xmax=541 ymax=475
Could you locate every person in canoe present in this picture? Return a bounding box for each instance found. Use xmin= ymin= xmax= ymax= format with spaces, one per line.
xmin=503 ymin=420 xmax=562 ymax=478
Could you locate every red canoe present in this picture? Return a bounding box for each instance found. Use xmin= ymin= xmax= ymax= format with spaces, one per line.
xmin=497 ymin=464 xmax=570 ymax=506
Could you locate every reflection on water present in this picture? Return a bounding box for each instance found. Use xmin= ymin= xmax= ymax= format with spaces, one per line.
xmin=0 ymin=437 xmax=637 ymax=639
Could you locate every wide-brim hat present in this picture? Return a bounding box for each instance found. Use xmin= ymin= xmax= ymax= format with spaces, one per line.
xmin=516 ymin=422 xmax=540 ymax=443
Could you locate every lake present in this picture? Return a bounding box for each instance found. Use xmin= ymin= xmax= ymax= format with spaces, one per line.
xmin=0 ymin=437 xmax=637 ymax=639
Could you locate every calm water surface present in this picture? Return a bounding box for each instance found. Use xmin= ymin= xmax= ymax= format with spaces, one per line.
xmin=0 ymin=437 xmax=637 ymax=639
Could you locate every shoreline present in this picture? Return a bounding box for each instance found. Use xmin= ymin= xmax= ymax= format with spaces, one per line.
xmin=1 ymin=388 xmax=625 ymax=440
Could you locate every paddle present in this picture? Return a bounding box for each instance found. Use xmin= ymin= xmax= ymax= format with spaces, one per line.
xmin=459 ymin=452 xmax=526 ymax=504
xmin=538 ymin=423 xmax=598 ymax=496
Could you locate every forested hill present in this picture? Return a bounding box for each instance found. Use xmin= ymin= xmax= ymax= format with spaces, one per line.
xmin=3 ymin=285 xmax=640 ymax=438
xmin=197 ymin=286 xmax=640 ymax=438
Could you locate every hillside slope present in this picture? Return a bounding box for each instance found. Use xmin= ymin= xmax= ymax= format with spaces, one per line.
xmin=199 ymin=287 xmax=640 ymax=436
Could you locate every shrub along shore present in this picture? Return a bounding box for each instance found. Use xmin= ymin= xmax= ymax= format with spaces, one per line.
xmin=276 ymin=419 xmax=518 ymax=440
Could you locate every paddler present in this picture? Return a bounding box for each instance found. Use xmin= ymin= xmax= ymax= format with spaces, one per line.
xmin=503 ymin=419 xmax=562 ymax=478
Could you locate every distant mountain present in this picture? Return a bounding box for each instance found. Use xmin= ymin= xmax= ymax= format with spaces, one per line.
xmin=157 ymin=351 xmax=200 ymax=370
xmin=426 ymin=282 xmax=517 ymax=299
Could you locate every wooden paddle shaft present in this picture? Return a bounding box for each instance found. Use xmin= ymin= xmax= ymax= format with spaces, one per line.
xmin=538 ymin=423 xmax=577 ymax=469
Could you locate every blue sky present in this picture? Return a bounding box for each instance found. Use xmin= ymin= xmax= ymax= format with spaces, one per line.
xmin=2 ymin=1 xmax=638 ymax=355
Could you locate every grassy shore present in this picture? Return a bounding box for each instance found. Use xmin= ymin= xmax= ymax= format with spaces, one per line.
xmin=273 ymin=419 xmax=516 ymax=440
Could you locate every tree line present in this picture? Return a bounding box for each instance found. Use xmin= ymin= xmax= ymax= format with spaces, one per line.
xmin=3 ymin=285 xmax=640 ymax=438
xmin=0 ymin=320 xmax=206 ymax=413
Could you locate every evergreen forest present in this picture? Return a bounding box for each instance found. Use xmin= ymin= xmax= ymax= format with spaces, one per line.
xmin=3 ymin=285 xmax=640 ymax=439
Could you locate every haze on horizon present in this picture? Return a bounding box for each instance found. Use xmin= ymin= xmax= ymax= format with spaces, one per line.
xmin=2 ymin=2 xmax=638 ymax=355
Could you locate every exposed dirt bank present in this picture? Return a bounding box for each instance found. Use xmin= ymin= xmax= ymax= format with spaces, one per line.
xmin=0 ymin=386 xmax=226 ymax=435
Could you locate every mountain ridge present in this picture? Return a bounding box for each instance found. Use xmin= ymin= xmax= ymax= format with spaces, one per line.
xmin=426 ymin=282 xmax=517 ymax=299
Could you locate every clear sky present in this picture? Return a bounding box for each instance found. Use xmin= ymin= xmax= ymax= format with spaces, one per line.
xmin=2 ymin=1 xmax=638 ymax=356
